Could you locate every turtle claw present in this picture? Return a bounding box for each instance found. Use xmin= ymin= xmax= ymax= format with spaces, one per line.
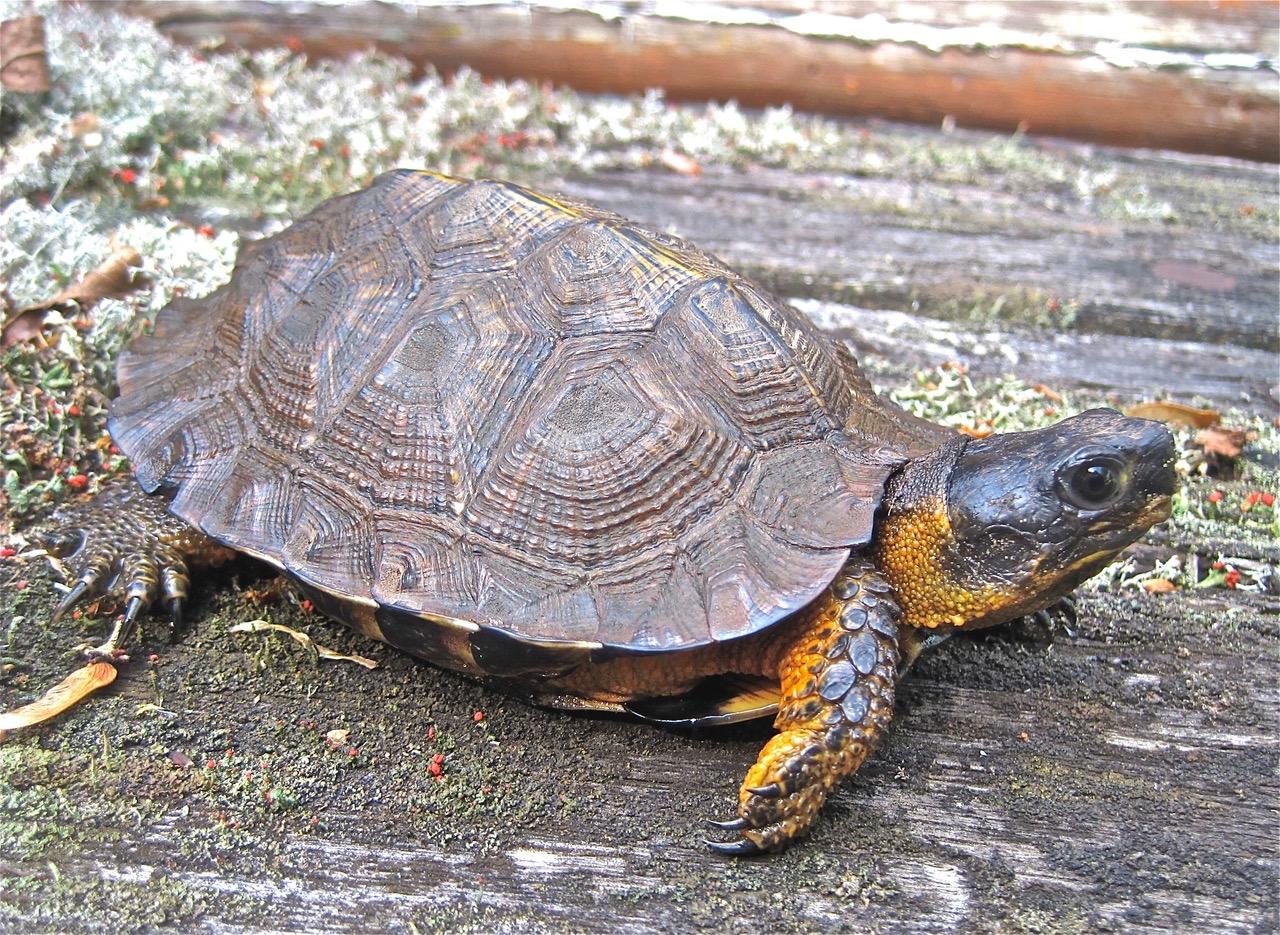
xmin=705 ymin=836 xmax=764 ymax=857
xmin=705 ymin=817 xmax=750 ymax=831
xmin=51 ymin=580 xmax=92 ymax=624
xmin=746 ymin=783 xmax=781 ymax=798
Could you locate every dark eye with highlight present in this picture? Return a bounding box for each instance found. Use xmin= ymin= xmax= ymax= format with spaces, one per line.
xmin=1060 ymin=458 xmax=1124 ymax=510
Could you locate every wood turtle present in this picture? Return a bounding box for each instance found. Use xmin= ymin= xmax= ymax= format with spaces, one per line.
xmin=38 ymin=170 xmax=1176 ymax=854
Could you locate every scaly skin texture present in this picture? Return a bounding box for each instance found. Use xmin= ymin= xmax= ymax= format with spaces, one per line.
xmin=874 ymin=494 xmax=1014 ymax=630
xmin=38 ymin=479 xmax=234 ymax=657
xmin=709 ymin=556 xmax=899 ymax=855
xmin=869 ymin=439 xmax=1015 ymax=631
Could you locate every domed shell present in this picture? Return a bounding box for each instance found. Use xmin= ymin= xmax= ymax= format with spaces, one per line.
xmin=110 ymin=170 xmax=945 ymax=657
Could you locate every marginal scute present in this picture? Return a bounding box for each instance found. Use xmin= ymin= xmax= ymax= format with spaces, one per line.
xmin=109 ymin=169 xmax=950 ymax=657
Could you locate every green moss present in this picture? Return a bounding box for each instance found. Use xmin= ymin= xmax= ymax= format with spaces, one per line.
xmin=919 ymin=286 xmax=1078 ymax=332
xmin=0 ymin=866 xmax=262 ymax=933
xmin=0 ymin=749 xmax=94 ymax=859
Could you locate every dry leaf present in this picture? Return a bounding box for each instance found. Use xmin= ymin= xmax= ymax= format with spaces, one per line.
xmin=659 ymin=148 xmax=702 ymax=176
xmin=0 ymin=16 xmax=50 ymax=94
xmin=0 ymin=309 xmax=47 ymax=348
xmin=1123 ymin=401 xmax=1220 ymax=430
xmin=1143 ymin=579 xmax=1177 ymax=594
xmin=1194 ymin=426 xmax=1247 ymax=459
xmin=231 ymin=620 xmax=379 ymax=669
xmin=2 ymin=247 xmax=146 ymax=349
xmin=0 ymin=661 xmax=116 ymax=733
xmin=325 ymin=728 xmax=351 ymax=746
xmin=957 ymin=425 xmax=993 ymax=439
xmin=1032 ymin=384 xmax=1063 ymax=402
xmin=68 ymin=112 xmax=101 ymax=136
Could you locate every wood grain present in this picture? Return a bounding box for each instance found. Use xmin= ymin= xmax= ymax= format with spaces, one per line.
xmin=2 ymin=135 xmax=1276 ymax=932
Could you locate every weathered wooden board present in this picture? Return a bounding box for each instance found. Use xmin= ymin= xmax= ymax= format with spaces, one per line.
xmin=118 ymin=0 xmax=1280 ymax=161
xmin=1 ymin=136 xmax=1277 ymax=931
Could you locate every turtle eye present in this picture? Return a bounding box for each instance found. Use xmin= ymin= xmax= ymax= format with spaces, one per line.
xmin=1059 ymin=457 xmax=1125 ymax=510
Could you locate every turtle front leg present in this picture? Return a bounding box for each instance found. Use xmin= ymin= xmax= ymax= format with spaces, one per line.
xmin=38 ymin=478 xmax=233 ymax=660
xmin=707 ymin=557 xmax=899 ymax=855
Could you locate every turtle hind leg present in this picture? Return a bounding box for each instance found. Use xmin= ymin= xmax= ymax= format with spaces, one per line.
xmin=38 ymin=477 xmax=232 ymax=660
xmin=706 ymin=557 xmax=899 ymax=855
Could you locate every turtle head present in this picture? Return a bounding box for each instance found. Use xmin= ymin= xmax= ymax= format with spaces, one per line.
xmin=875 ymin=409 xmax=1175 ymax=631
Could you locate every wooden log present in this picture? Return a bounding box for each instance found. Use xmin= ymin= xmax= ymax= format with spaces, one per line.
xmin=1 ymin=115 xmax=1276 ymax=933
xmin=117 ymin=0 xmax=1280 ymax=161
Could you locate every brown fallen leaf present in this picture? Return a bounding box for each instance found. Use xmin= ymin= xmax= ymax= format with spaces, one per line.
xmin=2 ymin=246 xmax=146 ymax=349
xmin=1143 ymin=579 xmax=1178 ymax=594
xmin=230 ymin=620 xmax=379 ymax=669
xmin=659 ymin=148 xmax=702 ymax=176
xmin=0 ymin=661 xmax=116 ymax=734
xmin=0 ymin=15 xmax=50 ymax=94
xmin=325 ymin=728 xmax=351 ymax=746
xmin=1194 ymin=426 xmax=1248 ymax=459
xmin=1123 ymin=401 xmax=1220 ymax=430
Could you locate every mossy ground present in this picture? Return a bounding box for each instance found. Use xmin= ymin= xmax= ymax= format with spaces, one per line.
xmin=1 ymin=3 xmax=1276 ymax=932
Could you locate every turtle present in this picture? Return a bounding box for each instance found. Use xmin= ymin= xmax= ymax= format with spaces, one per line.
xmin=36 ymin=169 xmax=1176 ymax=855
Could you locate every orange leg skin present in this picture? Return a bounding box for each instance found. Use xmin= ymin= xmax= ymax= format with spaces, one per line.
xmin=38 ymin=478 xmax=233 ymax=659
xmin=707 ymin=557 xmax=899 ymax=855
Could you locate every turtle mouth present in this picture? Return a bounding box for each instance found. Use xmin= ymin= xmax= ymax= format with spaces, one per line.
xmin=1081 ymin=492 xmax=1172 ymax=538
xmin=1040 ymin=491 xmax=1173 ymax=585
xmin=1136 ymin=493 xmax=1174 ymax=528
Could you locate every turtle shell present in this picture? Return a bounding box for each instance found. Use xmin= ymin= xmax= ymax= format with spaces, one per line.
xmin=109 ymin=170 xmax=945 ymax=657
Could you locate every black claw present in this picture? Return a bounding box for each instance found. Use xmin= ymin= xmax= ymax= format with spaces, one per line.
xmin=123 ymin=595 xmax=144 ymax=626
xmin=706 ymin=837 xmax=764 ymax=857
xmin=746 ymin=783 xmax=781 ymax=798
xmin=51 ymin=580 xmax=90 ymax=623
xmin=166 ymin=598 xmax=184 ymax=630
xmin=705 ymin=817 xmax=750 ymax=831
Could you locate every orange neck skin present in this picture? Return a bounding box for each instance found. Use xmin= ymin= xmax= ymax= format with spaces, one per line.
xmin=871 ymin=440 xmax=1033 ymax=632
xmin=873 ymin=495 xmax=1018 ymax=630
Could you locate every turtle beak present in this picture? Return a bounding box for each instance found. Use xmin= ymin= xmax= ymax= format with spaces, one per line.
xmin=1128 ymin=416 xmax=1176 ymax=524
